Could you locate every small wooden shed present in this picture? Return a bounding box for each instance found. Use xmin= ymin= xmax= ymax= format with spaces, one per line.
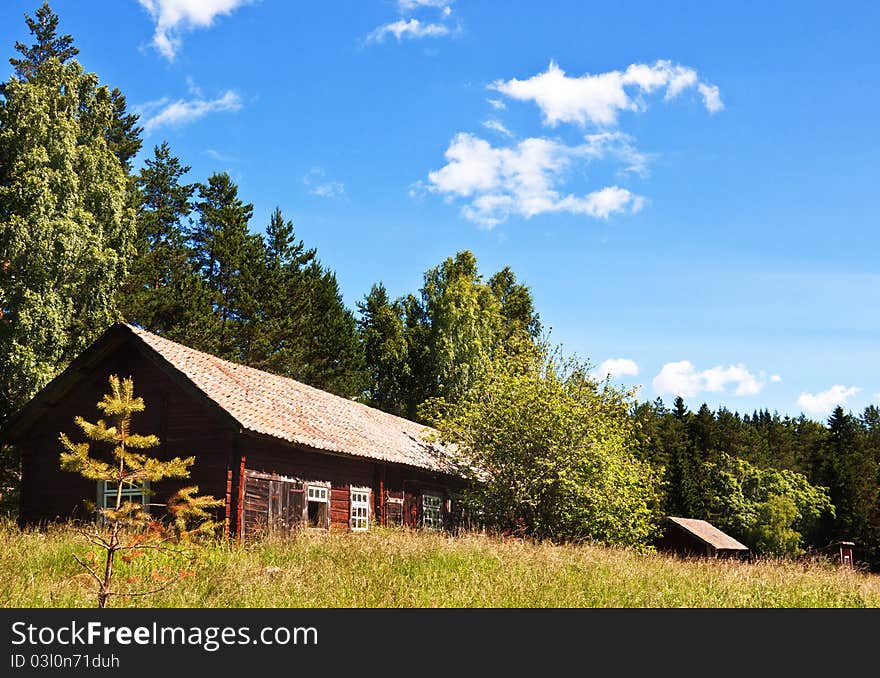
xmin=3 ymin=323 xmax=464 ymax=537
xmin=655 ymin=517 xmax=749 ymax=558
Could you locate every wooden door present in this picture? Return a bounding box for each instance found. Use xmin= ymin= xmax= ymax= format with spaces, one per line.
xmin=243 ymin=469 xmax=304 ymax=537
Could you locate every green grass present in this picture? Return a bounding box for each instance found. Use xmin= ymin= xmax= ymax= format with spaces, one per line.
xmin=1 ymin=519 xmax=878 ymax=607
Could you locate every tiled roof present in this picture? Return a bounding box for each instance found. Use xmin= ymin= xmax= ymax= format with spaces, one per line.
xmin=667 ymin=517 xmax=749 ymax=551
xmin=126 ymin=325 xmax=455 ymax=475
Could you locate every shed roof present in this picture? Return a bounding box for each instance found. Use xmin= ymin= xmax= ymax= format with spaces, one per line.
xmin=666 ymin=517 xmax=749 ymax=551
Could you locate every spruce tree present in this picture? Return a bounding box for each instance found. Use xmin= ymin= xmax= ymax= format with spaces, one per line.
xmin=60 ymin=375 xmax=222 ymax=608
xmin=298 ymin=264 xmax=365 ymax=397
xmin=189 ymin=172 xmax=257 ymax=359
xmin=119 ymin=142 xmax=210 ymax=342
xmin=9 ymin=2 xmax=78 ymax=82
xmin=106 ymin=88 xmax=143 ymax=173
xmin=358 ymin=283 xmax=409 ymax=414
xmin=246 ymin=208 xmax=316 ymax=375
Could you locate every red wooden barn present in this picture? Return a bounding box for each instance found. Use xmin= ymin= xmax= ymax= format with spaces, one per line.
xmin=3 ymin=323 xmax=463 ymax=536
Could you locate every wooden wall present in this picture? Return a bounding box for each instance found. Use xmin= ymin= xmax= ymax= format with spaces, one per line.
xmin=18 ymin=339 xmax=234 ymax=527
xmin=239 ymin=432 xmax=463 ymax=534
xmin=16 ymin=332 xmax=465 ymax=537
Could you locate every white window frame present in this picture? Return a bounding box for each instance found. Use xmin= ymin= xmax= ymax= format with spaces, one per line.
xmin=305 ymin=481 xmax=330 ymax=529
xmin=422 ymin=492 xmax=443 ymax=530
xmin=97 ymin=480 xmax=150 ymax=513
xmin=349 ymin=487 xmax=371 ymax=532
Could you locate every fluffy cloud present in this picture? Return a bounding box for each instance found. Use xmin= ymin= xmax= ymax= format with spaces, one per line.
xmin=367 ymin=18 xmax=450 ymax=43
xmin=487 ymin=98 xmax=506 ymax=111
xmin=592 ymin=358 xmax=640 ymax=380
xmin=491 ymin=60 xmax=723 ymax=128
xmin=797 ymin=386 xmax=861 ymax=416
xmin=770 ymin=374 xmax=783 ymax=383
xmin=425 ymin=132 xmax=644 ymax=227
xmin=652 ymin=361 xmax=764 ymax=398
xmin=138 ymin=0 xmax=252 ymax=60
xmin=139 ymin=90 xmax=242 ymax=133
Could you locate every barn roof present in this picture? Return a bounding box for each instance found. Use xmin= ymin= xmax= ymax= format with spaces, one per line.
xmin=4 ymin=323 xmax=457 ymax=476
xmin=666 ymin=517 xmax=749 ymax=551
xmin=129 ymin=325 xmax=458 ymax=474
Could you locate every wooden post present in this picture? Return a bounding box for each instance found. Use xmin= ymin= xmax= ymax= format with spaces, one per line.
xmin=236 ymin=453 xmax=246 ymax=540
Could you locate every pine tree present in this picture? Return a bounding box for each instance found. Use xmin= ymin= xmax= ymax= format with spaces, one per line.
xmin=106 ymin=88 xmax=143 ymax=173
xmin=240 ymin=208 xmax=314 ymax=371
xmin=189 ymin=172 xmax=258 ymax=359
xmin=60 ymin=375 xmax=221 ymax=607
xmin=8 ymin=2 xmax=79 ymax=82
xmin=297 ymin=264 xmax=365 ymax=397
xmin=119 ymin=142 xmax=208 ymax=340
xmin=358 ymin=283 xmax=409 ymax=414
xmin=820 ymin=407 xmax=878 ymax=546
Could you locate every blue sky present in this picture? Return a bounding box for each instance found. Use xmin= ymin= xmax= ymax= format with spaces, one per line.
xmin=2 ymin=0 xmax=879 ymax=419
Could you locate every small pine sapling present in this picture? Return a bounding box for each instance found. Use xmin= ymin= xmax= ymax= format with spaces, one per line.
xmin=59 ymin=375 xmax=221 ymax=607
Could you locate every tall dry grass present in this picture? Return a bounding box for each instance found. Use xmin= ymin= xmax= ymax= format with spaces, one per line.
xmin=1 ymin=519 xmax=878 ymax=607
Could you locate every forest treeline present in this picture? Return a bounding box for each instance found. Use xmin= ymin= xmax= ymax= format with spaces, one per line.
xmin=1 ymin=4 xmax=878 ymax=567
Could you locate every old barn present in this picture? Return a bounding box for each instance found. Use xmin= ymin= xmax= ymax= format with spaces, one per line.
xmin=3 ymin=323 xmax=463 ymax=536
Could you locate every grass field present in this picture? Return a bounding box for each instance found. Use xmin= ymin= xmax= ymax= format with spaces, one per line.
xmin=1 ymin=519 xmax=878 ymax=607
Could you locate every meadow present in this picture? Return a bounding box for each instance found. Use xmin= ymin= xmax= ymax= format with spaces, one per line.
xmin=1 ymin=519 xmax=878 ymax=608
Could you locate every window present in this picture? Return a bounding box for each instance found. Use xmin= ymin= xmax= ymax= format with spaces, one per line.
xmin=385 ymin=495 xmax=404 ymax=526
xmin=350 ymin=487 xmax=370 ymax=531
xmin=98 ymin=480 xmax=149 ymax=512
xmin=306 ymin=483 xmax=329 ymax=529
xmin=422 ymin=493 xmax=443 ymax=530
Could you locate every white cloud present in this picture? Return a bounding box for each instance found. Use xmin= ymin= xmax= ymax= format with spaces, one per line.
xmin=698 ymin=83 xmax=724 ymax=113
xmin=770 ymin=374 xmax=783 ymax=383
xmin=185 ymin=75 xmax=203 ymax=97
xmin=205 ymin=148 xmax=234 ymax=162
xmin=367 ymin=18 xmax=450 ymax=43
xmin=138 ymin=0 xmax=252 ymax=60
xmin=593 ymin=358 xmax=640 ymax=380
xmin=303 ymin=168 xmax=345 ymax=199
xmin=797 ymin=386 xmax=861 ymax=416
xmin=310 ymin=181 xmax=345 ymax=199
xmin=487 ymin=98 xmax=506 ymax=110
xmin=482 ymin=119 xmax=513 ymax=137
xmin=491 ymin=59 xmax=723 ymax=128
xmin=425 ymin=132 xmax=644 ymax=227
xmin=139 ymin=90 xmax=242 ymax=134
xmin=652 ymin=361 xmax=764 ymax=398
xmin=398 ymin=0 xmax=451 ymax=11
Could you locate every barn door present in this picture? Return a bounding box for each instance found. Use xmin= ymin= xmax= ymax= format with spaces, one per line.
xmin=269 ymin=478 xmax=306 ymax=536
xmin=243 ymin=470 xmax=304 ymax=537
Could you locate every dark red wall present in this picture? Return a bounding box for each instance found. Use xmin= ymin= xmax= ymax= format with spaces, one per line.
xmin=17 ymin=334 xmax=463 ymax=536
xmin=240 ymin=432 xmax=462 ymax=531
xmin=18 ymin=340 xmax=234 ymax=526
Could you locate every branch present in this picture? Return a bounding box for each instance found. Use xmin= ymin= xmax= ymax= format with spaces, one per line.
xmin=115 ymin=541 xmax=189 ymax=554
xmin=71 ymin=554 xmax=104 ymax=589
xmin=75 ymin=526 xmax=111 ymax=549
